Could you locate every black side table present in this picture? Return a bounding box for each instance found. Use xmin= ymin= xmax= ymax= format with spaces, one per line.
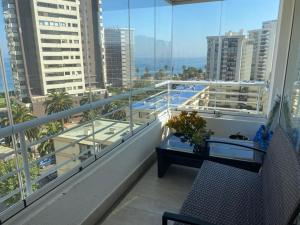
xmin=156 ymin=134 xmax=264 ymax=177
xmin=156 ymin=134 xmax=205 ymax=178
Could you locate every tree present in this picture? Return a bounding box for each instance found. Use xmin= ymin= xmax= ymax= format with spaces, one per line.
xmin=179 ymin=66 xmax=204 ymax=80
xmin=38 ymin=122 xmax=62 ymax=157
xmin=0 ymin=103 xmax=39 ymax=144
xmin=44 ymin=92 xmax=73 ymax=114
xmin=102 ymin=102 xmax=127 ymax=121
xmin=43 ymin=92 xmax=73 ymax=127
xmin=141 ymin=67 xmax=152 ymax=80
xmin=0 ymin=155 xmax=39 ymax=207
xmin=80 ymin=92 xmax=102 ymax=122
xmin=154 ymin=69 xmax=168 ymax=80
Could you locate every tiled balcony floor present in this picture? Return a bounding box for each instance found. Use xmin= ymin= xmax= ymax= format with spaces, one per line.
xmin=99 ymin=163 xmax=199 ymax=225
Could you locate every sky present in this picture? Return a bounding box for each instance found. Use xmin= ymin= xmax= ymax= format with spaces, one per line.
xmin=102 ymin=0 xmax=280 ymax=58
xmin=0 ymin=0 xmax=280 ymax=60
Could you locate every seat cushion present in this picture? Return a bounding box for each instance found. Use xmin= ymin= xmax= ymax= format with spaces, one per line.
xmin=176 ymin=161 xmax=263 ymax=225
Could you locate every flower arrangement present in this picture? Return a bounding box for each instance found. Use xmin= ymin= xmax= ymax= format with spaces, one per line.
xmin=166 ymin=111 xmax=214 ymax=152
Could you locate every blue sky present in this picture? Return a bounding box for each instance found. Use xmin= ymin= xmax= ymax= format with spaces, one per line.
xmin=103 ymin=0 xmax=280 ymax=57
xmin=0 ymin=0 xmax=280 ymax=59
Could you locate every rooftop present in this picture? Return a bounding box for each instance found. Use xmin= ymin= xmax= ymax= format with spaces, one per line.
xmin=132 ymin=85 xmax=205 ymax=111
xmin=56 ymin=119 xmax=142 ymax=146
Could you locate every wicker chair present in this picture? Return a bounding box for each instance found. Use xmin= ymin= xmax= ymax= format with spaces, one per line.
xmin=162 ymin=127 xmax=300 ymax=225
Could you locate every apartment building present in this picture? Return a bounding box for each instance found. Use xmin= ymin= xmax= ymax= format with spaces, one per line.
xmin=2 ymin=0 xmax=41 ymax=101
xmin=80 ymin=0 xmax=106 ymax=90
xmin=203 ymin=85 xmax=266 ymax=113
xmin=248 ymin=29 xmax=262 ymax=80
xmin=206 ymin=20 xmax=277 ymax=82
xmin=34 ymin=0 xmax=86 ymax=96
xmin=206 ymin=31 xmax=244 ymax=81
xmin=3 ymin=0 xmax=107 ymax=102
xmin=240 ymin=39 xmax=254 ymax=81
xmin=104 ymin=28 xmax=135 ymax=88
xmin=255 ymin=20 xmax=277 ymax=81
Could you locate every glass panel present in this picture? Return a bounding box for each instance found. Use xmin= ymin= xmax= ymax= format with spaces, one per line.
xmin=220 ymin=0 xmax=280 ymax=82
xmin=130 ymin=0 xmax=155 ymax=88
xmin=172 ymin=1 xmax=221 ymax=80
xmin=155 ymin=0 xmax=172 ymax=80
xmin=170 ymin=0 xmax=279 ymax=117
xmin=280 ymin=0 xmax=300 ymax=151
xmin=102 ymin=0 xmax=130 ymax=95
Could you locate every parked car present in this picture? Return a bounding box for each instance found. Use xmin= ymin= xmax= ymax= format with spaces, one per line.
xmin=39 ymin=156 xmax=55 ymax=169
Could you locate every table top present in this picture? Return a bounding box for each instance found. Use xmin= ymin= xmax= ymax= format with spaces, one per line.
xmin=158 ymin=134 xmax=262 ymax=162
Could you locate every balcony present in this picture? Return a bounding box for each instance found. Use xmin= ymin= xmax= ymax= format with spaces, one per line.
xmin=0 ymin=0 xmax=299 ymax=224
xmin=0 ymin=80 xmax=268 ymax=223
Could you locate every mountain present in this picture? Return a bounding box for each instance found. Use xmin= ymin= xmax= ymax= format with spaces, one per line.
xmin=134 ymin=35 xmax=171 ymax=58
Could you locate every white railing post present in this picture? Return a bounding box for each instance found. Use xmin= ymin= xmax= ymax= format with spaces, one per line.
xmin=167 ymin=81 xmax=171 ymax=114
xmin=92 ymin=119 xmax=97 ymax=157
xmin=256 ymin=87 xmax=261 ymax=114
xmin=129 ymin=95 xmax=134 ymax=134
xmin=0 ymin=48 xmax=25 ymax=199
xmin=19 ymin=131 xmax=33 ymax=196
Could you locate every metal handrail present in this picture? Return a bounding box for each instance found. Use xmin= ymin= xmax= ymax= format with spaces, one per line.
xmin=0 ymin=79 xmax=269 ymax=213
xmin=0 ymin=84 xmax=165 ymax=137
xmin=0 ymin=80 xmax=268 ymax=138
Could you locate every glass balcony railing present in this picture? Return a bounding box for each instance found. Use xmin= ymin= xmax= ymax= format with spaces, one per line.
xmin=0 ymin=79 xmax=268 ymax=218
xmin=0 ymin=84 xmax=163 ymax=215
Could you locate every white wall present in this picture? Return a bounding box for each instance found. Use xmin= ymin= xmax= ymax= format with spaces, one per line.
xmin=268 ymin=0 xmax=295 ymax=115
xmin=205 ymin=116 xmax=264 ymax=139
xmin=171 ymin=111 xmax=265 ymax=139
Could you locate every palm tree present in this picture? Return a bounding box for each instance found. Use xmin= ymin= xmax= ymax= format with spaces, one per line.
xmin=0 ymin=103 xmax=39 ymax=144
xmin=44 ymin=92 xmax=73 ymax=114
xmin=80 ymin=92 xmax=102 ymax=122
xmin=43 ymin=92 xmax=73 ymax=127
xmin=102 ymin=102 xmax=126 ymax=121
xmin=38 ymin=122 xmax=62 ymax=157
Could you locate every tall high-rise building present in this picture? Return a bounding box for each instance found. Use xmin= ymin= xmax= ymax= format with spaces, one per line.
xmin=206 ymin=31 xmax=244 ymax=81
xmin=240 ymin=39 xmax=254 ymax=81
xmin=3 ymin=0 xmax=42 ymax=101
xmin=104 ymin=28 xmax=134 ymax=88
xmin=206 ymin=20 xmax=277 ymax=82
xmin=80 ymin=0 xmax=106 ymax=90
xmin=256 ymin=20 xmax=277 ymax=81
xmin=3 ymin=0 xmax=107 ymax=102
xmin=33 ymin=0 xmax=86 ymax=96
xmin=248 ymin=29 xmax=262 ymax=80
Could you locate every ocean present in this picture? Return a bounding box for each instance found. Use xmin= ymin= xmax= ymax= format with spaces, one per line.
xmin=0 ymin=57 xmax=206 ymax=92
xmin=134 ymin=57 xmax=206 ymax=75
